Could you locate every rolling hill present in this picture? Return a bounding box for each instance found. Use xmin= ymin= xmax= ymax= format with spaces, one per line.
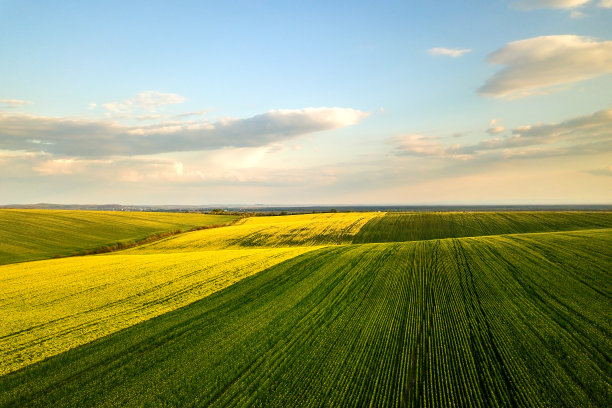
xmin=0 ymin=210 xmax=610 ymax=407
xmin=0 ymin=209 xmax=238 ymax=265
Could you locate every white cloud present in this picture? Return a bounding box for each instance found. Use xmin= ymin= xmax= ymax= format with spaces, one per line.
xmin=22 ymin=147 xmax=313 ymax=185
xmin=175 ymin=109 xmax=211 ymax=119
xmin=394 ymin=134 xmax=446 ymax=156
xmin=479 ymin=35 xmax=612 ymax=98
xmin=512 ymin=0 xmax=590 ymax=9
xmin=570 ymin=10 xmax=587 ymax=17
xmin=0 ymin=150 xmax=44 ymax=163
xmin=428 ymin=47 xmax=472 ymax=57
xmin=0 ymin=99 xmax=33 ymax=109
xmin=116 ymin=159 xmax=192 ymax=183
xmin=33 ymin=158 xmax=112 ymax=175
xmin=599 ymin=0 xmax=612 ymax=7
xmin=486 ymin=126 xmax=506 ymax=135
xmin=103 ymin=91 xmax=186 ymax=113
xmin=136 ymin=114 xmax=163 ymax=121
xmin=27 ymin=156 xmax=189 ymax=181
xmin=394 ymin=134 xmax=469 ymax=159
xmin=0 ymin=107 xmax=369 ymax=157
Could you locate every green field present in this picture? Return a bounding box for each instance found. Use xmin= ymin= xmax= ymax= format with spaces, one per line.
xmin=353 ymin=211 xmax=612 ymax=243
xmin=0 ymin=211 xmax=611 ymax=407
xmin=0 ymin=209 xmax=239 ymax=265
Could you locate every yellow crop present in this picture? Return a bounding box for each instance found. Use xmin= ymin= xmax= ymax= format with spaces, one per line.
xmin=130 ymin=212 xmax=381 ymax=253
xmin=0 ymin=246 xmax=315 ymax=375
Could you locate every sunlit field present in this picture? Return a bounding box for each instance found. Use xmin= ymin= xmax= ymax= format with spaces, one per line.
xmin=0 ymin=246 xmax=315 ymax=374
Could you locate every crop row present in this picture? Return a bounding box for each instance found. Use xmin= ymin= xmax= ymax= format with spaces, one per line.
xmin=1 ymin=229 xmax=609 ymax=407
xmin=352 ymin=211 xmax=612 ymax=243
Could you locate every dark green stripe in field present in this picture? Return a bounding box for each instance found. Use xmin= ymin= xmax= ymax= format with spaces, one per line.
xmin=1 ymin=230 xmax=610 ymax=407
xmin=0 ymin=210 xmax=238 ymax=265
xmin=352 ymin=211 xmax=612 ymax=243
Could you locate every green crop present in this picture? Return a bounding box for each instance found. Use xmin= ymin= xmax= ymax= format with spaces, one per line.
xmin=353 ymin=211 xmax=612 ymax=243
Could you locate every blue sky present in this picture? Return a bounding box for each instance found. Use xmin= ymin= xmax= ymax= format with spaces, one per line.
xmin=1 ymin=0 xmax=611 ymax=204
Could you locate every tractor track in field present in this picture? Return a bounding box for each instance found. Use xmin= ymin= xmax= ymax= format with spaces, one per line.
xmin=456 ymin=239 xmax=519 ymax=408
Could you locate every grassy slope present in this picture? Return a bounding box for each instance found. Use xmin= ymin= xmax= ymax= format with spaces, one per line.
xmin=1 ymin=229 xmax=609 ymax=407
xmin=0 ymin=209 xmax=238 ymax=265
xmin=353 ymin=211 xmax=612 ymax=243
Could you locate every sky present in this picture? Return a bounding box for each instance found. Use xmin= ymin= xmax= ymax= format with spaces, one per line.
xmin=1 ymin=0 xmax=611 ymax=205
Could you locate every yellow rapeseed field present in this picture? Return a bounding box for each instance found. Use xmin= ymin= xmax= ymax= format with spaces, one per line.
xmin=0 ymin=246 xmax=316 ymax=375
xmin=130 ymin=212 xmax=382 ymax=253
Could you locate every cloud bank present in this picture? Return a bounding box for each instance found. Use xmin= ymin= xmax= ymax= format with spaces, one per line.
xmin=395 ymin=108 xmax=612 ymax=161
xmin=0 ymin=107 xmax=369 ymax=157
xmin=479 ymin=35 xmax=612 ymax=98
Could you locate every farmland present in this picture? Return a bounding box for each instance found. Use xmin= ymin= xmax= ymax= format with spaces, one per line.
xmin=130 ymin=211 xmax=380 ymax=252
xmin=353 ymin=211 xmax=612 ymax=243
xmin=0 ymin=210 xmax=611 ymax=407
xmin=0 ymin=209 xmax=239 ymax=265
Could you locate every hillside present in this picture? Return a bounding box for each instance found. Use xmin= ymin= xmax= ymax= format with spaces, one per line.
xmin=129 ymin=212 xmax=379 ymax=252
xmin=128 ymin=211 xmax=612 ymax=254
xmin=0 ymin=209 xmax=239 ymax=265
xmin=0 ymin=247 xmax=317 ymax=374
